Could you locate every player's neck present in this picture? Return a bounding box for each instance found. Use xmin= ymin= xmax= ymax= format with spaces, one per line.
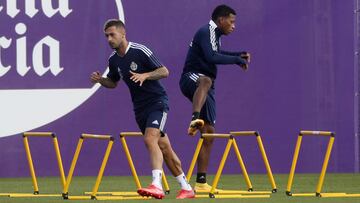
xmin=116 ymin=40 xmax=129 ymax=57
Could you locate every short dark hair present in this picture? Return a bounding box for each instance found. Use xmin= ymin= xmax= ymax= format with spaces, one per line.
xmin=211 ymin=4 xmax=236 ymax=21
xmin=104 ymin=19 xmax=125 ymax=31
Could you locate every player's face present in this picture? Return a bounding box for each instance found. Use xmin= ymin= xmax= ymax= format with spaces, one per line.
xmin=104 ymin=26 xmax=125 ymax=49
xmin=219 ymin=14 xmax=236 ymax=35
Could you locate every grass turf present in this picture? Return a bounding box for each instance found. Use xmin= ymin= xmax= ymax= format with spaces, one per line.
xmin=0 ymin=173 xmax=360 ymax=202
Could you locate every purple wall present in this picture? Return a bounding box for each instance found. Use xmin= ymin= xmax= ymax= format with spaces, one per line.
xmin=0 ymin=0 xmax=356 ymax=178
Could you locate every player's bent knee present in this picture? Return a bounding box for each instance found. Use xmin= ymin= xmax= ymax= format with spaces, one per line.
xmin=198 ymin=76 xmax=212 ymax=88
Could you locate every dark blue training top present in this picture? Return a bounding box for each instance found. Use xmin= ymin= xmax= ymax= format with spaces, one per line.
xmin=107 ymin=42 xmax=168 ymax=112
xmin=182 ymin=20 xmax=246 ymax=79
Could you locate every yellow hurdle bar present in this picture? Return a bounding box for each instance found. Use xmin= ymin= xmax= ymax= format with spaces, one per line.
xmin=187 ymin=132 xmax=274 ymax=198
xmin=81 ymin=133 xmax=113 ymax=140
xmin=62 ymin=134 xmax=114 ymax=200
xmin=23 ymin=136 xmax=39 ymax=194
xmin=286 ymin=131 xmax=335 ymax=197
xmin=202 ymin=133 xmax=231 ymax=138
xmin=119 ymin=132 xmax=170 ymax=194
xmin=23 ymin=132 xmax=54 ymax=137
xmin=230 ymin=131 xmax=258 ymax=136
xmin=230 ymin=131 xmax=277 ymax=193
xmin=209 ymin=139 xmax=234 ymax=198
xmin=231 ymin=139 xmax=253 ymax=191
xmin=120 ymin=132 xmax=143 ymax=137
xmin=196 ymin=194 xmax=270 ymax=198
xmin=186 ymin=137 xmax=204 ymax=182
xmin=21 ymin=132 xmax=66 ymax=196
xmin=120 ymin=135 xmax=142 ymax=190
xmin=300 ymin=130 xmax=334 ymax=136
xmin=316 ymin=136 xmax=335 ymax=196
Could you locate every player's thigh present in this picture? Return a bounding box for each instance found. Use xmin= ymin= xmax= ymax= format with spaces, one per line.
xmin=145 ymin=110 xmax=168 ymax=137
xmin=179 ymin=72 xmax=199 ymax=101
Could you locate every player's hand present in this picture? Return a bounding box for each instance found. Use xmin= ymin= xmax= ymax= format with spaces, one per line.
xmin=240 ymin=52 xmax=251 ymax=63
xmin=239 ymin=52 xmax=250 ymax=71
xmin=90 ymin=71 xmax=102 ymax=83
xmin=130 ymin=71 xmax=148 ymax=86
xmin=240 ymin=63 xmax=248 ymax=71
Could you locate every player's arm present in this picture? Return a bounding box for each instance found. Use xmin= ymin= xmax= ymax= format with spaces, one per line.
xmin=199 ymin=30 xmax=247 ymax=66
xmin=130 ymin=49 xmax=168 ymax=86
xmin=220 ymin=50 xmax=251 ymax=63
xmin=90 ymin=71 xmax=118 ymax=88
xmin=91 ymin=60 xmax=121 ymax=88
xmin=130 ymin=66 xmax=169 ymax=86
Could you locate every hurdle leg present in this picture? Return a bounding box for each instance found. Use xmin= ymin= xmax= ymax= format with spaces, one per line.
xmin=286 ymin=134 xmax=303 ymax=196
xmin=186 ymin=137 xmax=204 ymax=182
xmin=315 ymin=136 xmax=335 ymax=197
xmin=232 ymin=140 xmax=253 ymax=191
xmin=62 ymin=138 xmax=84 ymax=199
xmin=209 ymin=139 xmax=233 ymax=198
xmin=161 ymin=170 xmax=170 ymax=194
xmin=90 ymin=139 xmax=114 ymax=199
xmin=255 ymin=134 xmax=277 ymax=192
xmin=120 ymin=136 xmax=142 ymax=189
xmin=23 ymin=136 xmax=39 ymax=194
xmin=52 ymin=136 xmax=66 ymax=189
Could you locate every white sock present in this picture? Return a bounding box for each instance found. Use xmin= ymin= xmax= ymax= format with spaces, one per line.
xmin=176 ymin=173 xmax=192 ymax=190
xmin=151 ymin=169 xmax=163 ymax=190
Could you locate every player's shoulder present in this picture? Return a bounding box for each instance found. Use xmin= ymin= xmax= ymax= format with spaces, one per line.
xmin=129 ymin=42 xmax=153 ymax=57
xmin=108 ymin=51 xmax=117 ymax=61
xmin=195 ymin=23 xmax=211 ymax=37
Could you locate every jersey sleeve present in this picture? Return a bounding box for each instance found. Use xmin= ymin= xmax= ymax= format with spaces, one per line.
xmin=199 ymin=29 xmax=247 ymax=65
xmin=106 ymin=59 xmax=121 ymax=82
xmin=141 ymin=47 xmax=164 ymax=71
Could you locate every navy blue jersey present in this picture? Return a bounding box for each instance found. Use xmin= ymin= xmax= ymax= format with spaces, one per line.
xmin=182 ymin=20 xmax=246 ymax=79
xmin=107 ymin=42 xmax=168 ymax=112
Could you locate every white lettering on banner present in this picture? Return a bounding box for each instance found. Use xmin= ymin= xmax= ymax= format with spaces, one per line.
xmin=42 ymin=0 xmax=73 ymax=18
xmin=6 ymin=0 xmax=20 ymax=18
xmin=33 ymin=36 xmax=63 ymax=76
xmin=16 ymin=23 xmax=31 ymax=76
xmin=0 ymin=23 xmax=63 ymax=77
xmin=2 ymin=0 xmax=72 ymax=18
xmin=25 ymin=0 xmax=39 ymax=18
xmin=0 ymin=37 xmax=12 ymax=77
xmin=0 ymin=0 xmax=125 ymax=138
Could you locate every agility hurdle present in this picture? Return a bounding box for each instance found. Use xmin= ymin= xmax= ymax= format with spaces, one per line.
xmin=84 ymin=132 xmax=170 ymax=196
xmin=286 ymin=130 xmax=335 ymax=197
xmin=286 ymin=130 xmax=360 ymax=197
xmin=230 ymin=131 xmax=277 ymax=193
xmin=6 ymin=132 xmax=65 ymax=198
xmin=62 ymin=133 xmax=116 ymax=200
xmin=186 ymin=132 xmax=273 ymax=199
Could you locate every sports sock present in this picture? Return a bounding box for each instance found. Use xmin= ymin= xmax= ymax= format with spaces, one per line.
xmin=151 ymin=169 xmax=163 ymax=190
xmin=175 ymin=173 xmax=192 ymax=190
xmin=196 ymin=172 xmax=207 ymax=183
xmin=192 ymin=112 xmax=200 ymax=121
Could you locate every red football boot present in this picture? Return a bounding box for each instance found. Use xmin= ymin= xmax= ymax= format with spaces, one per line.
xmin=137 ymin=184 xmax=165 ymax=199
xmin=176 ymin=189 xmax=195 ymax=199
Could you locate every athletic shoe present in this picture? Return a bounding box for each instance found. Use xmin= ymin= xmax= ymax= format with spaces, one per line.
xmin=188 ymin=119 xmax=204 ymax=136
xmin=137 ymin=184 xmax=165 ymax=199
xmin=194 ymin=182 xmax=221 ymax=193
xmin=176 ymin=189 xmax=195 ymax=199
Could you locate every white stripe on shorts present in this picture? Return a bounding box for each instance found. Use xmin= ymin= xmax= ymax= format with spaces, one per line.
xmin=159 ymin=112 xmax=167 ymax=131
xmin=189 ymin=75 xmax=198 ymax=82
xmin=191 ymin=73 xmax=199 ymax=79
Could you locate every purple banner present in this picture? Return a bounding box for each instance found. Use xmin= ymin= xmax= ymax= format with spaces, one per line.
xmin=0 ymin=0 xmax=356 ymax=178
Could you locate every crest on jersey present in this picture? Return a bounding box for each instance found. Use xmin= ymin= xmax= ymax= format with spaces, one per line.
xmin=130 ymin=62 xmax=138 ymax=71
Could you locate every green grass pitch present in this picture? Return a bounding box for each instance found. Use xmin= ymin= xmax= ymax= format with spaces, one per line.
xmin=0 ymin=174 xmax=359 ymax=202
